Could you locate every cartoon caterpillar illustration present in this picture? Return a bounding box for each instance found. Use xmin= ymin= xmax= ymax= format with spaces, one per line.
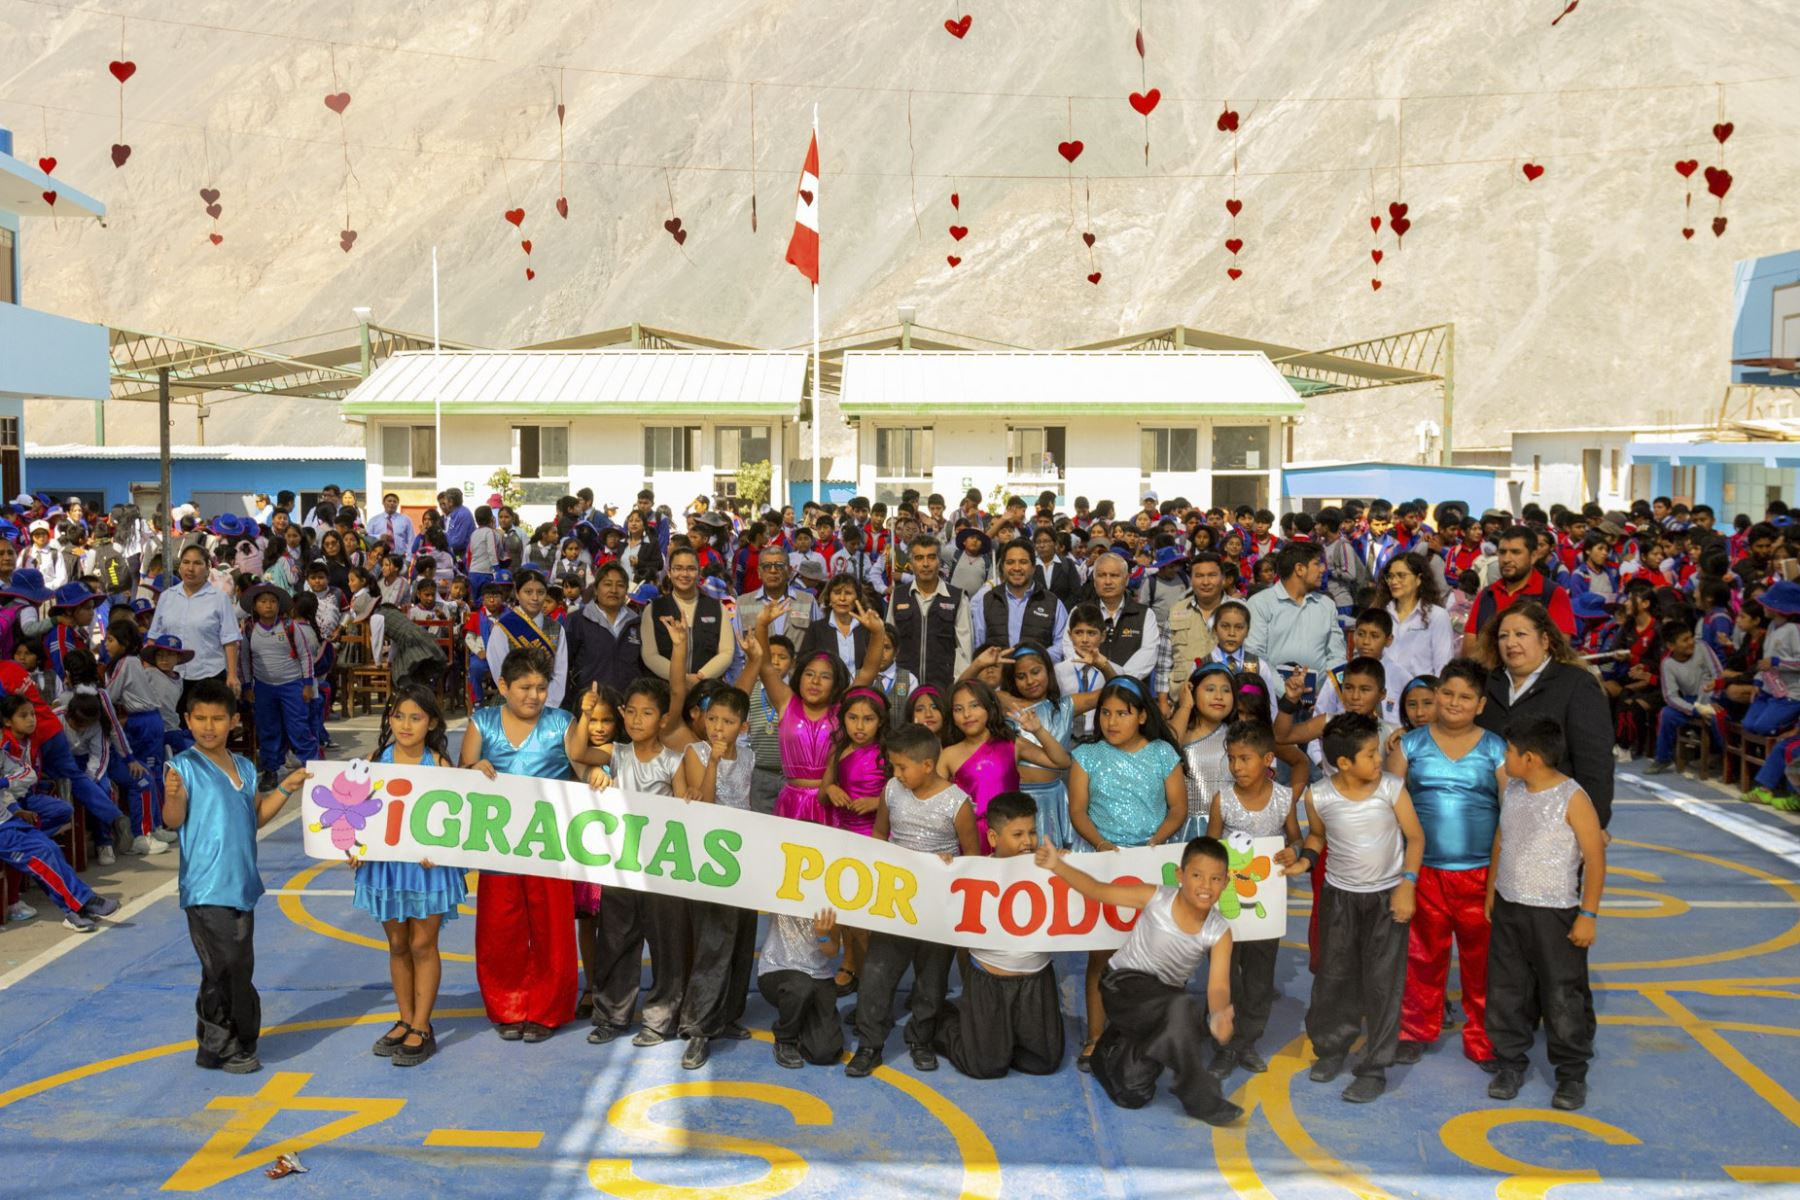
xmin=307 ymin=760 xmax=382 ymax=858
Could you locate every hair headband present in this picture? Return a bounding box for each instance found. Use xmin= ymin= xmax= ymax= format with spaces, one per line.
xmin=1189 ymin=661 xmax=1234 ymax=685
xmin=1010 ymin=645 xmax=1046 ymax=661
xmin=843 ymin=686 xmax=888 ymax=708
xmin=1109 ymin=675 xmax=1146 ymax=700
xmin=1401 ymin=675 xmax=1439 ymax=696
xmin=907 ymin=684 xmax=944 ymax=707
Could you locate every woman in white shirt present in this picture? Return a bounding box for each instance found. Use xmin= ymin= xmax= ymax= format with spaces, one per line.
xmin=1375 ymin=551 xmax=1457 ymax=685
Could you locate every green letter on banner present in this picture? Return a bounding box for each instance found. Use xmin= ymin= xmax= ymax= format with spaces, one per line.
xmin=514 ymin=801 xmax=566 ymax=862
xmin=643 ymin=821 xmax=696 ymax=882
xmin=411 ymin=790 xmax=464 ymax=848
xmin=698 ymin=829 xmax=742 ymax=887
xmin=463 ymin=792 xmax=514 ymax=854
xmin=567 ymin=810 xmax=618 ymax=867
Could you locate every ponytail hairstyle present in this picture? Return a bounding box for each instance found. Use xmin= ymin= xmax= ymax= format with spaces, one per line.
xmin=375 ymin=681 xmax=452 ymax=765
xmin=63 ymin=646 xmax=101 ymax=689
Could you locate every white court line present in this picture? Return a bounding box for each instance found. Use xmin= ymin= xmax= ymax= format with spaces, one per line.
xmin=1630 ymin=776 xmax=1800 ymax=872
xmin=0 ymin=808 xmax=301 ymax=991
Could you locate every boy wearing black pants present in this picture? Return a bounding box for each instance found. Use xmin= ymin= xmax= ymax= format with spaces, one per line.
xmin=1286 ymin=713 xmax=1426 ymax=1103
xmin=757 ymin=909 xmax=845 ymax=1068
xmin=1485 ymin=718 xmax=1606 ymax=1111
xmin=934 ymin=791 xmax=1065 ymax=1078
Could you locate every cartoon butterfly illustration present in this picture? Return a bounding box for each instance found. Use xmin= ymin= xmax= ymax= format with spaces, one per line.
xmin=308 ymin=760 xmax=381 ymax=857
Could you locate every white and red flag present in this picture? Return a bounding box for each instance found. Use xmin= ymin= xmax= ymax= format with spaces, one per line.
xmin=784 ymin=130 xmax=820 ymax=285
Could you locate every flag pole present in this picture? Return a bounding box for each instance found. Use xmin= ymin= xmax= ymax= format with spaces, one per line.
xmin=810 ymin=103 xmax=822 ymax=506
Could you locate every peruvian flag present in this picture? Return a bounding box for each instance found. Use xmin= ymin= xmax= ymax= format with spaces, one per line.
xmin=784 ymin=131 xmax=820 ymax=285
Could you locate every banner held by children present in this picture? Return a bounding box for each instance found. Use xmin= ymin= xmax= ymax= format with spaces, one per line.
xmin=299 ymin=759 xmax=1286 ymax=951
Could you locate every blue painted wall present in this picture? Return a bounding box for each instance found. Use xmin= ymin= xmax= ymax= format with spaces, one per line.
xmin=1283 ymin=462 xmax=1498 ymax=513
xmin=24 ymin=455 xmax=364 ymax=511
xmin=786 ymin=480 xmax=858 ymax=510
xmin=1731 ymin=250 xmax=1800 ymax=387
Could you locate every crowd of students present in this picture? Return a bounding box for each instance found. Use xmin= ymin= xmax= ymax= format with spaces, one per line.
xmin=22 ymin=477 xmax=1787 ymax=1122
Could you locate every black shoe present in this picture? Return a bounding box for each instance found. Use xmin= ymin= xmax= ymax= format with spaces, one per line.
xmin=496 ymin=1023 xmax=525 ymax=1041
xmin=1552 ymin=1079 xmax=1588 ymax=1111
xmin=909 ymin=1044 xmax=939 ymax=1072
xmin=587 ymin=1023 xmax=625 ymax=1045
xmin=835 ymin=971 xmax=859 ymax=998
xmin=1077 ymin=1040 xmax=1097 ymax=1074
xmin=722 ymin=1022 xmax=753 ymax=1041
xmin=393 ymin=1025 xmax=436 ymax=1067
xmin=681 ymin=1036 xmax=711 ymax=1070
xmin=82 ymin=895 xmax=120 ymax=918
xmin=631 ymin=1028 xmax=668 ymax=1048
xmin=1488 ymin=1068 xmax=1523 ymax=1100
xmin=1444 ymin=999 xmax=1458 ymax=1028
xmin=845 ymin=1046 xmax=882 ymax=1078
xmin=222 ymin=1051 xmax=262 ymax=1075
xmin=521 ymin=1022 xmax=553 ymax=1043
xmin=1309 ymin=1051 xmax=1348 ymax=1083
xmin=1207 ymin=1047 xmax=1237 ymax=1079
xmin=1200 ymin=1100 xmax=1246 ymax=1127
xmin=372 ymin=1022 xmax=411 ymax=1057
xmin=1235 ymin=1047 xmax=1269 ymax=1075
xmin=1342 ymin=1074 xmax=1386 ymax=1103
xmin=195 ymin=1053 xmax=223 ymax=1071
xmin=1393 ymin=1040 xmax=1425 ymax=1065
xmin=773 ymin=1041 xmax=805 ymax=1069
xmin=1474 ymin=1057 xmax=1501 ymax=1075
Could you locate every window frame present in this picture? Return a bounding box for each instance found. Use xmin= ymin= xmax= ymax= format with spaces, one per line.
xmin=380 ymin=423 xmax=437 ymax=482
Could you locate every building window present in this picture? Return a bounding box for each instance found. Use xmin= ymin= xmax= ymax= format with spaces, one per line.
xmin=1581 ymin=449 xmax=1601 ymax=503
xmin=1609 ymin=449 xmax=1621 ymax=493
xmin=1671 ymin=466 xmax=1696 ymax=504
xmin=0 ymin=416 xmax=17 ymax=501
xmin=874 ymin=426 xmax=933 ymax=504
xmin=0 ymin=228 xmax=13 ymax=305
xmin=380 ymin=424 xmax=436 ymax=480
xmin=1532 ymin=455 xmax=1541 ymax=492
xmin=1141 ymin=427 xmax=1197 ymax=473
xmin=1212 ymin=425 xmax=1269 ymax=471
xmin=715 ymin=425 xmax=772 ymax=471
xmin=1007 ymin=426 xmax=1065 ymax=479
xmin=1212 ymin=474 xmax=1267 ymax=513
xmin=512 ymin=425 xmax=568 ymax=481
xmin=644 ymin=425 xmax=701 ymax=474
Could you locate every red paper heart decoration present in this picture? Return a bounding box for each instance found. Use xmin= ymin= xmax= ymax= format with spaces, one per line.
xmin=324 ymin=92 xmax=351 ymax=115
xmin=671 ymin=228 xmax=687 ymax=246
xmin=1674 ymin=159 xmax=1699 ymax=178
xmin=1391 ymin=215 xmax=1412 ymax=238
xmin=1522 ymin=162 xmax=1545 ymax=181
xmin=108 ymin=60 xmax=136 ymax=84
xmin=556 ymin=103 xmax=565 ymax=123
xmin=1388 ymin=201 xmax=1408 ymax=221
xmin=37 ymin=156 xmax=55 ymax=174
xmin=110 ymin=143 xmax=130 ymax=167
xmin=1081 ymin=231 xmax=1096 ymax=247
xmin=663 ymin=217 xmax=683 ymax=235
xmin=40 ymin=190 xmax=55 ymax=207
xmin=1370 ymin=215 xmax=1382 ymax=232
xmin=799 ymin=189 xmax=813 ymax=205
xmin=946 ymin=255 xmax=961 ymax=267
xmin=1216 ymin=108 xmax=1239 ymax=132
xmin=339 ymin=229 xmax=357 ymax=252
xmin=950 ymin=192 xmax=960 ymax=209
xmin=944 ymin=14 xmax=971 ymax=38
xmin=1057 ymin=140 xmax=1084 ymax=163
xmin=1226 ymin=267 xmax=1243 ymax=280
xmin=1370 ymin=279 xmax=1383 ymax=291
xmin=1371 ymin=249 xmax=1383 ymax=264
xmin=1704 ymin=166 xmax=1732 ymax=198
xmin=556 ymin=196 xmax=569 ymax=218
xmin=1225 ymin=198 xmax=1243 ymax=217
xmin=521 ymin=239 xmax=533 ymax=254
xmin=506 ymin=208 xmax=526 ymax=227
xmin=199 ymin=187 xmax=220 ymax=204
xmin=1713 ymin=216 xmax=1729 ymax=237
xmin=1135 ymin=29 xmax=1144 ymax=57
xmin=1087 ymin=271 xmax=1102 ymax=285
xmin=209 ymin=232 xmax=223 ymax=246
xmin=526 ymin=267 xmax=536 ymax=280
xmin=205 ymin=203 xmax=222 ymax=219
xmin=1129 ymin=89 xmax=1161 ymax=116
xmin=1682 ymin=227 xmax=1695 ymax=240
xmin=1225 ymin=238 xmax=1243 ymax=255
xmin=1712 ymin=122 xmax=1734 ymax=145
xmin=948 ymin=225 xmax=968 ymax=241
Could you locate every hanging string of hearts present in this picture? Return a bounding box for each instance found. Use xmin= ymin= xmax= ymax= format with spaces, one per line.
xmin=663 ymin=167 xmax=691 ymax=261
xmin=1388 ymin=101 xmax=1413 ymax=260
xmin=108 ymin=18 xmax=135 ymax=168
xmin=500 ymin=156 xmax=533 ymax=280
xmin=199 ymin=127 xmax=223 ymax=246
xmin=1673 ymin=156 xmax=1698 ymax=239
xmin=556 ymin=68 xmax=570 ymax=221
xmin=1058 ymin=97 xmax=1083 ymax=228
xmin=1367 ymin=169 xmax=1383 ymax=291
xmin=36 ymin=109 xmax=57 ymax=219
xmin=1706 ymin=88 xmax=1733 ymax=237
xmin=1218 ymin=101 xmax=1243 ymax=280
xmin=946 ymin=186 xmax=965 ymax=269
xmin=1128 ymin=4 xmax=1158 ymax=169
xmin=1082 ymin=180 xmax=1099 ymax=285
xmin=326 ymin=46 xmax=358 ymax=252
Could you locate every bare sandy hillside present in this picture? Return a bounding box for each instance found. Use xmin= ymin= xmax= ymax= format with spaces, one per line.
xmin=4 ymin=1 xmax=1798 ymax=463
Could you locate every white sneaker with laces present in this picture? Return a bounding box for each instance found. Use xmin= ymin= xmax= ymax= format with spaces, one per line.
xmin=97 ymin=845 xmax=116 ymax=865
xmin=152 ymin=827 xmax=180 ymax=845
xmin=131 ymin=834 xmax=171 ymax=856
xmin=6 ymin=900 xmax=37 ymax=921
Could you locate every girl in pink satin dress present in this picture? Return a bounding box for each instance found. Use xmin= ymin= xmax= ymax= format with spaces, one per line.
xmin=819 ymin=687 xmax=891 ymax=994
xmin=937 ymin=676 xmax=1073 ymax=853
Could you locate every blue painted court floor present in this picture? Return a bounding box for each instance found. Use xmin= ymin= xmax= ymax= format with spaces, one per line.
xmin=4 ymin=762 xmax=1800 ymax=1198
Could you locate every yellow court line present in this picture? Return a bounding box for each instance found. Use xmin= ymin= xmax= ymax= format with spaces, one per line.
xmin=1727 ymin=1165 xmax=1800 ymax=1183
xmin=424 ymin=1128 xmax=545 ymax=1149
xmin=1643 ymin=990 xmax=1800 ymax=1131
xmin=1236 ymin=1036 xmax=1400 ymax=1200
xmin=1596 ymin=840 xmax=1800 ymax=971
xmin=1602 ymin=1014 xmax=1800 ymax=1039
xmin=277 ymin=861 xmax=476 ymax=963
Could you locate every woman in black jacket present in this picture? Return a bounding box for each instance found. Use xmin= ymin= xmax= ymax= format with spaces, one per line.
xmin=564 ymin=562 xmax=644 ymax=700
xmin=1475 ymin=601 xmax=1615 ymax=827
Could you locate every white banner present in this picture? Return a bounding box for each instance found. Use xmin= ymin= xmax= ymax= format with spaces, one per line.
xmin=300 ymin=759 xmax=1286 ymax=950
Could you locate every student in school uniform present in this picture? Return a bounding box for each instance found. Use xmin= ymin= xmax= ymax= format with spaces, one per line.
xmin=237 ymin=582 xmax=319 ymax=787
xmin=0 ymin=693 xmax=120 ymax=930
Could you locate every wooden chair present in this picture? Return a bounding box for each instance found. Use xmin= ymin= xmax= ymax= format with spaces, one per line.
xmin=338 ymin=619 xmax=393 ymax=717
xmin=1673 ymin=716 xmax=1718 ymax=778
xmin=49 ymin=779 xmax=85 ymax=874
xmin=1727 ymin=722 xmax=1789 ymax=790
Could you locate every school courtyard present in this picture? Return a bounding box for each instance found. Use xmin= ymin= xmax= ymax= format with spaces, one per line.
xmin=1 ymin=752 xmax=1796 ymax=1199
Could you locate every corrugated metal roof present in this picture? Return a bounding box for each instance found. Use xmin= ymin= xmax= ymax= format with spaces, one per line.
xmin=838 ymin=350 xmax=1306 ymax=418
xmin=338 ymin=350 xmax=808 ymax=417
xmin=26 ymin=444 xmax=366 ymax=461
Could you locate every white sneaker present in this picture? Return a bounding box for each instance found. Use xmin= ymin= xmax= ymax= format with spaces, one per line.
xmin=7 ymin=900 xmax=38 ymax=921
xmin=130 ymin=834 xmax=169 ymax=856
xmin=152 ymin=827 xmax=180 ymax=845
xmin=97 ymin=845 xmax=116 ymax=865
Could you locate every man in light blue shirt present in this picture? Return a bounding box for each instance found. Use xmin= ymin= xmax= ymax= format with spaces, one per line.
xmin=1245 ymin=541 xmax=1345 ymax=675
xmin=971 ymin=542 xmax=1068 ymax=661
xmin=366 ymin=492 xmax=416 ymax=558
xmin=148 ymin=545 xmax=242 ymax=692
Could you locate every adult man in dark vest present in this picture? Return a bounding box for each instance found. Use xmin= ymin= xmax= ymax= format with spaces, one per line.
xmin=886 ymin=534 xmax=972 ymax=695
xmin=1062 ymin=548 xmax=1159 ymax=683
xmin=972 ymin=541 xmax=1067 ymax=659
xmin=642 ymin=546 xmax=737 ymax=684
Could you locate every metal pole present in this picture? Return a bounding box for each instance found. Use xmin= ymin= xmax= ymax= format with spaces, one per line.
xmin=93 ymin=398 xmax=104 ymax=446
xmin=1440 ymin=322 xmax=1456 ymax=467
xmin=432 ymin=247 xmax=443 ymax=491
xmin=158 ymin=366 xmax=173 ymax=577
xmin=810 ymin=104 xmax=821 ymax=506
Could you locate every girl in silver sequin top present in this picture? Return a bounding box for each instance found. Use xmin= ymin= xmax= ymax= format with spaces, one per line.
xmin=1172 ymin=663 xmax=1238 ymax=840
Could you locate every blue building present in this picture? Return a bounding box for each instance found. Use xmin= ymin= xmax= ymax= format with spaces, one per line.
xmin=24 ymin=444 xmax=367 ymax=516
xmin=1283 ymin=461 xmax=1503 ymax=515
xmin=0 ymin=126 xmax=108 ymax=498
xmin=1732 ymin=250 xmax=1800 ymax=389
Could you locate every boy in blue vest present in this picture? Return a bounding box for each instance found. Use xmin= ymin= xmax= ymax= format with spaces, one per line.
xmin=164 ymin=679 xmax=308 ymax=1074
xmin=464 ymin=570 xmax=512 ymax=710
